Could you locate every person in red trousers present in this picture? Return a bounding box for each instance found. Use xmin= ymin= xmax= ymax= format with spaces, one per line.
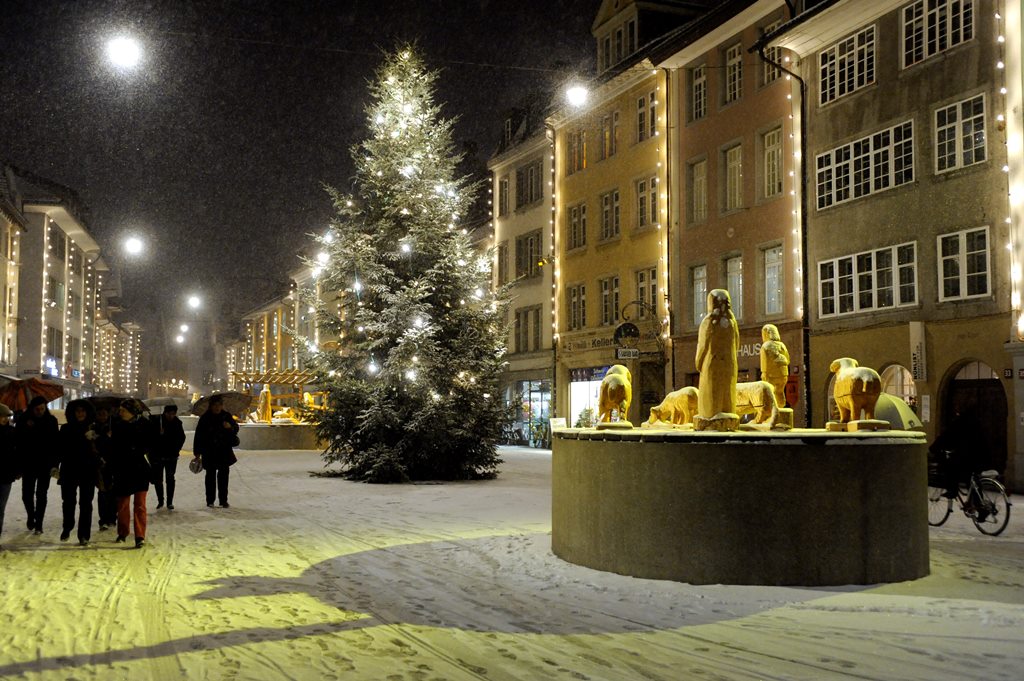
xmin=110 ymin=400 xmax=153 ymax=548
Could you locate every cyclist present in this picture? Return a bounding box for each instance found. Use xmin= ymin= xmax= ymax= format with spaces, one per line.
xmin=929 ymin=405 xmax=989 ymax=511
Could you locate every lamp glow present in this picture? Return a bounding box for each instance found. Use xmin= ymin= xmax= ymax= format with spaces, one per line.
xmin=107 ymin=36 xmax=141 ymax=68
xmin=566 ymin=85 xmax=589 ymax=107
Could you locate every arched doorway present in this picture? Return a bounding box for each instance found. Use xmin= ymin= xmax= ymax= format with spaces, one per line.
xmin=942 ymin=361 xmax=1007 ymax=473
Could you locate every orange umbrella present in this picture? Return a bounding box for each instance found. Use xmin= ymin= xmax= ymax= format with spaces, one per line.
xmin=0 ymin=377 xmax=65 ymax=412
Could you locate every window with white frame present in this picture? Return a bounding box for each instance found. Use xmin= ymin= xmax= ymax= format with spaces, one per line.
xmin=636 ymin=176 xmax=657 ymax=228
xmin=627 ymin=20 xmax=636 ymax=54
xmin=725 ymin=43 xmax=743 ymax=103
xmin=515 ymin=230 xmax=542 ymax=278
xmin=600 ymin=276 xmax=620 ymax=326
xmin=764 ymin=245 xmax=784 ymax=315
xmin=600 ymin=189 xmax=621 ymax=240
xmin=819 ymin=25 xmax=875 ymax=105
xmin=818 ymin=242 xmax=917 ymax=317
xmin=903 ymin=0 xmax=974 ymax=68
xmin=692 ymin=265 xmax=707 ymax=326
xmin=498 ymin=176 xmax=509 ymax=216
xmin=692 ymin=64 xmax=707 ymax=120
xmin=936 ymin=94 xmax=986 ymax=173
xmin=938 ymin=227 xmax=988 ymax=300
xmin=725 ymin=144 xmax=743 ymax=211
xmin=816 ymin=120 xmax=913 ymax=209
xmin=567 ymin=129 xmax=586 ymax=174
xmin=762 ymin=21 xmax=782 ymax=84
xmin=763 ymin=127 xmax=783 ymax=198
xmin=496 ymin=241 xmax=509 ymax=285
xmin=647 ymin=90 xmax=656 ymax=139
xmin=514 ymin=307 xmax=541 ymax=353
xmin=568 ymin=284 xmax=587 ymax=329
xmin=637 ymin=95 xmax=648 ymax=142
xmin=691 ymin=159 xmax=707 ymax=222
xmin=515 ymin=158 xmax=543 ymax=207
xmin=568 ymin=203 xmax=587 ymax=250
xmin=45 ymin=326 xmax=63 ymax=360
xmin=726 ymin=256 xmax=743 ymax=319
xmin=600 ymin=114 xmax=613 ymax=160
xmin=636 ymin=267 xmax=657 ymax=319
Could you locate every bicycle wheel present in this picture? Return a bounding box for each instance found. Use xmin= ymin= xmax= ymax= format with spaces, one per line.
xmin=927 ymin=485 xmax=952 ymax=526
xmin=972 ymin=478 xmax=1011 ymax=536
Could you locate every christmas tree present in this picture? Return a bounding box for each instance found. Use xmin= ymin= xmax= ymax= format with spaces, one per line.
xmin=302 ymin=46 xmax=511 ymax=483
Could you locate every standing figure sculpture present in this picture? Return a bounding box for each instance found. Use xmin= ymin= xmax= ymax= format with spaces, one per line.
xmin=759 ymin=324 xmax=790 ymax=408
xmin=694 ymin=289 xmax=740 ymax=431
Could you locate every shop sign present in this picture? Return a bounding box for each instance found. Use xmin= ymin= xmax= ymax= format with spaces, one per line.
xmin=738 ymin=342 xmax=762 ymax=358
xmin=785 ymin=374 xmax=800 ymax=407
xmin=570 ymin=366 xmax=610 ymax=382
xmin=909 ymin=321 xmax=927 ymax=380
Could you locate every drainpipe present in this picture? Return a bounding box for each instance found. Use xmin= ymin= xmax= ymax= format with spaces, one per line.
xmin=753 ymin=44 xmax=811 ymax=427
xmin=661 ymin=66 xmax=676 ymax=389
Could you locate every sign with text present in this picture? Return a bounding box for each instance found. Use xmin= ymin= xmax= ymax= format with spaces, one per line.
xmin=616 ymin=347 xmax=640 ymax=360
xmin=909 ymin=321 xmax=927 ymax=380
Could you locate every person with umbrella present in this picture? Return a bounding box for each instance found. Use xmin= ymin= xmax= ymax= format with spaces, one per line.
xmin=149 ymin=404 xmax=186 ymax=510
xmin=16 ymin=396 xmax=60 ymax=534
xmin=194 ymin=394 xmax=239 ymax=508
xmin=58 ymin=399 xmax=101 ymax=545
xmin=110 ymin=399 xmax=153 ymax=548
xmin=92 ymin=405 xmax=117 ymax=531
xmin=0 ymin=403 xmax=19 ymax=550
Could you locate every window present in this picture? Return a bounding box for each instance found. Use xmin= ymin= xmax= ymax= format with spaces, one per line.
xmin=692 ymin=265 xmax=707 ymax=326
xmin=603 ymin=35 xmax=611 ymax=71
xmin=45 ymin=276 xmax=65 ymax=309
xmin=690 ymin=160 xmax=707 ymax=223
xmin=636 ymin=177 xmax=656 ymax=228
xmin=568 ymin=284 xmax=586 ymax=330
xmin=600 ymin=112 xmax=619 ymax=159
xmin=692 ymin=64 xmax=707 ymax=120
xmin=627 ymin=20 xmax=637 ymax=54
xmin=819 ymin=242 xmax=917 ymax=317
xmin=69 ymin=246 xmax=83 ymax=276
xmin=45 ymin=326 xmax=63 ymax=359
xmin=726 ymin=257 xmax=743 ymax=319
xmin=600 ymin=276 xmax=620 ymax=326
xmin=725 ymin=43 xmax=743 ymax=103
xmin=532 ymin=307 xmax=541 ymax=351
xmin=636 ymin=267 xmax=657 ymax=319
xmin=515 ymin=159 xmax=542 ymax=207
xmin=637 ymin=95 xmax=647 ymax=142
xmin=615 ymin=27 xmax=624 ymax=62
xmin=69 ymin=292 xmax=82 ymax=320
xmin=938 ymin=227 xmax=988 ymax=300
xmin=600 ymin=189 xmax=621 ymax=240
xmin=498 ymin=176 xmax=509 ymax=216
xmin=514 ymin=308 xmax=530 ymax=353
xmin=648 ymin=90 xmax=656 ymax=140
xmin=903 ymin=0 xmax=974 ymax=68
xmin=68 ymin=336 xmax=81 ymax=365
xmin=48 ymin=224 xmax=66 ymax=260
xmin=725 ymin=145 xmax=743 ymax=211
xmin=936 ymin=94 xmax=986 ymax=173
xmin=763 ymin=127 xmax=783 ymax=198
xmin=764 ymin=246 xmax=784 ymax=315
xmin=819 ymin=25 xmax=875 ymax=105
xmin=496 ymin=242 xmax=509 ymax=285
xmin=515 ymin=230 xmax=542 ymax=278
xmin=567 ymin=129 xmax=586 ymax=174
xmin=762 ymin=21 xmax=782 ymax=84
xmin=568 ymin=203 xmax=587 ymax=250
xmin=816 ymin=120 xmax=914 ymax=209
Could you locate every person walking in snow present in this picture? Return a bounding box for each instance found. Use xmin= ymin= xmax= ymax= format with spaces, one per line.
xmin=92 ymin=405 xmax=117 ymax=531
xmin=110 ymin=400 xmax=153 ymax=548
xmin=16 ymin=396 xmax=60 ymax=534
xmin=58 ymin=399 xmax=101 ymax=546
xmin=0 ymin=403 xmax=20 ymax=550
xmin=194 ymin=395 xmax=239 ymax=508
xmin=149 ymin=404 xmax=186 ymax=510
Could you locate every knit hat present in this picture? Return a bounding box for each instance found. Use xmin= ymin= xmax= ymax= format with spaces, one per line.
xmin=120 ymin=399 xmax=142 ymax=416
xmin=0 ymin=404 xmax=12 ymax=417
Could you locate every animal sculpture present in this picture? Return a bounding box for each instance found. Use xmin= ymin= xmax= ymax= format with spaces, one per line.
xmin=735 ymin=380 xmax=779 ymax=427
xmin=646 ymin=387 xmax=699 ymax=426
xmin=829 ymin=357 xmax=882 ymax=422
xmin=598 ymin=365 xmax=632 ymax=423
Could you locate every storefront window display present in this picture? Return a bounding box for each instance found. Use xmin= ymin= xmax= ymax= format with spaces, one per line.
xmin=569 ymin=367 xmax=610 ymax=428
xmin=513 ymin=379 xmax=551 ymax=447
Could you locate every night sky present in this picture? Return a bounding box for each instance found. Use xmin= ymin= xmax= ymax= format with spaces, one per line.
xmin=0 ymin=0 xmax=593 ymax=349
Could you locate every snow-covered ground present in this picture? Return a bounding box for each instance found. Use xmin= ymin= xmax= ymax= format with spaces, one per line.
xmin=0 ymin=446 xmax=1021 ymax=681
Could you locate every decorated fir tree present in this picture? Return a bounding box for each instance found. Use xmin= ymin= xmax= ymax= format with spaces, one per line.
xmin=302 ymin=46 xmax=511 ymax=482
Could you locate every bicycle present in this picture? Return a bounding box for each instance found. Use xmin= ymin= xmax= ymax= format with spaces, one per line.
xmin=927 ymin=469 xmax=1012 ymax=536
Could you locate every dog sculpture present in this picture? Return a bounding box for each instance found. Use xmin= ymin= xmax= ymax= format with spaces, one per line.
xmin=598 ymin=364 xmax=633 ymax=423
xmin=829 ymin=357 xmax=881 ymax=422
xmin=735 ymin=380 xmax=779 ymax=427
xmin=646 ymin=387 xmax=699 ymax=426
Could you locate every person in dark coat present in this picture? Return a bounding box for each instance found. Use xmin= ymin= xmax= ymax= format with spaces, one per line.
xmin=92 ymin=405 xmax=117 ymax=530
xmin=149 ymin=405 xmax=186 ymax=510
xmin=0 ymin=403 xmax=20 ymax=550
xmin=58 ymin=399 xmax=100 ymax=545
xmin=930 ymin=404 xmax=988 ymax=500
xmin=16 ymin=396 xmax=60 ymax=534
xmin=194 ymin=395 xmax=239 ymax=508
xmin=110 ymin=400 xmax=153 ymax=548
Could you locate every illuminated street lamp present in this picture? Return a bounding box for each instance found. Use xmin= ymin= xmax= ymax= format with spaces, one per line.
xmin=175 ymin=334 xmax=185 ymax=344
xmin=179 ymin=324 xmax=189 ymax=333
xmin=566 ymin=85 xmax=589 ymax=108
xmin=187 ymin=295 xmax=202 ymax=310
xmin=106 ymin=36 xmax=142 ymax=69
xmin=124 ymin=235 xmax=144 ymax=256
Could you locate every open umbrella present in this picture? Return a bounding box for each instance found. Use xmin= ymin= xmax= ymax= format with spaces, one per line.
xmin=86 ymin=394 xmax=149 ymax=416
xmin=191 ymin=392 xmax=254 ymax=417
xmin=144 ymin=396 xmax=191 ymax=412
xmin=0 ymin=377 xmax=65 ymax=411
